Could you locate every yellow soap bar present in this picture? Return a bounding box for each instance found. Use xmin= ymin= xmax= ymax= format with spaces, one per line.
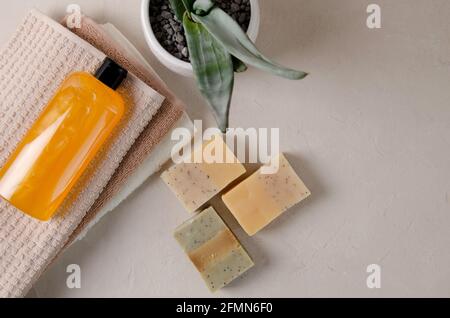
xmin=174 ymin=207 xmax=254 ymax=292
xmin=161 ymin=135 xmax=245 ymax=212
xmin=222 ymin=154 xmax=311 ymax=236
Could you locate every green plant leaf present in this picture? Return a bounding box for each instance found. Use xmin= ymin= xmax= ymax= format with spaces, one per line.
xmin=193 ymin=0 xmax=215 ymax=16
xmin=232 ymin=56 xmax=248 ymax=73
xmin=183 ymin=13 xmax=234 ymax=132
xmin=181 ymin=0 xmax=195 ymax=12
xmin=193 ymin=8 xmax=308 ymax=80
xmin=169 ymin=0 xmax=187 ymax=21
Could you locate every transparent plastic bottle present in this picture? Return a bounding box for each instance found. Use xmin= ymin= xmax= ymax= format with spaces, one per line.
xmin=0 ymin=58 xmax=127 ymax=221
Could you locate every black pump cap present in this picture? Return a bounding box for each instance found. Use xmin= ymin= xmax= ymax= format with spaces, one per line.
xmin=95 ymin=58 xmax=128 ymax=90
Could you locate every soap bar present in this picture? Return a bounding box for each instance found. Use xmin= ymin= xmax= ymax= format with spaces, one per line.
xmin=222 ymin=154 xmax=311 ymax=236
xmin=161 ymin=135 xmax=245 ymax=212
xmin=174 ymin=207 xmax=254 ymax=292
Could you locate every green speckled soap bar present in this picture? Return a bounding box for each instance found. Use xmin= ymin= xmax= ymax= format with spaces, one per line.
xmin=174 ymin=207 xmax=254 ymax=292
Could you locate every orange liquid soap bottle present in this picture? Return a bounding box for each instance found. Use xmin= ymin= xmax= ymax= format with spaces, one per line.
xmin=0 ymin=58 xmax=127 ymax=221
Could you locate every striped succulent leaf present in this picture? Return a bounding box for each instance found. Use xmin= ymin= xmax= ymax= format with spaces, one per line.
xmin=183 ymin=13 xmax=234 ymax=132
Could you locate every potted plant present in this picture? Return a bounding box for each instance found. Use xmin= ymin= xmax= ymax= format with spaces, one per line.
xmin=142 ymin=0 xmax=308 ymax=132
xmin=141 ymin=0 xmax=260 ymax=76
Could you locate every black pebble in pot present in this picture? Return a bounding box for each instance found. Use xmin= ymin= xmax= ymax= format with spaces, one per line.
xmin=149 ymin=0 xmax=252 ymax=62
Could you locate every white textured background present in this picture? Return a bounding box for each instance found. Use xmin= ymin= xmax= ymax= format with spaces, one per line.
xmin=1 ymin=0 xmax=449 ymax=297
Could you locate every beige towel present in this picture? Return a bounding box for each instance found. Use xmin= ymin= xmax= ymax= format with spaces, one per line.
xmin=61 ymin=16 xmax=185 ymax=246
xmin=0 ymin=10 xmax=165 ymax=297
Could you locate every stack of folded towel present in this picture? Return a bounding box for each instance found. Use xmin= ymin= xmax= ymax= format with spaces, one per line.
xmin=0 ymin=9 xmax=192 ymax=297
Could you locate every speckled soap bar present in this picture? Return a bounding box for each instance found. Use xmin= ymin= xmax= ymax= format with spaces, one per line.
xmin=174 ymin=207 xmax=254 ymax=292
xmin=222 ymin=153 xmax=311 ymax=236
xmin=161 ymin=135 xmax=246 ymax=212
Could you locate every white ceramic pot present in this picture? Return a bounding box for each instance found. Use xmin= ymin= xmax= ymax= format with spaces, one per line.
xmin=141 ymin=0 xmax=261 ymax=77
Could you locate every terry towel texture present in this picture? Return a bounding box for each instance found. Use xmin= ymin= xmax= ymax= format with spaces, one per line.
xmin=0 ymin=10 xmax=165 ymax=297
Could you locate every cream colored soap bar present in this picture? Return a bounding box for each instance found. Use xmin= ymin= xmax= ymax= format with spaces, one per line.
xmin=161 ymin=135 xmax=245 ymax=212
xmin=174 ymin=207 xmax=254 ymax=292
xmin=223 ymin=154 xmax=311 ymax=236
